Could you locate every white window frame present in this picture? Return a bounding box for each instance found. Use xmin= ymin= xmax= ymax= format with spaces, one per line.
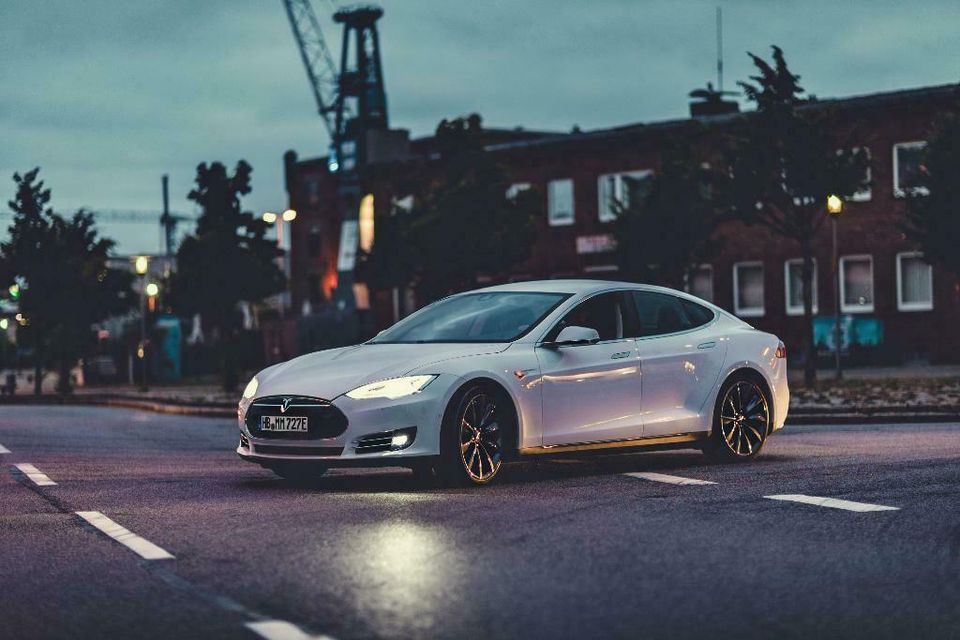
xmin=547 ymin=178 xmax=575 ymax=227
xmin=896 ymin=251 xmax=934 ymax=312
xmin=597 ymin=169 xmax=652 ymax=222
xmin=733 ymin=261 xmax=765 ymax=318
xmin=784 ymin=258 xmax=818 ymax=316
xmin=846 ymin=146 xmax=872 ymax=202
xmin=892 ymin=141 xmax=929 ymax=198
xmin=506 ymin=182 xmax=531 ymax=200
xmin=839 ymin=254 xmax=875 ymax=314
xmin=685 ymin=264 xmax=714 ymax=303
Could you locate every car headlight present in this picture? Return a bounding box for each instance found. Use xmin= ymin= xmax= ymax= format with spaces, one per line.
xmin=345 ymin=375 xmax=437 ymax=400
xmin=242 ymin=376 xmax=259 ymax=399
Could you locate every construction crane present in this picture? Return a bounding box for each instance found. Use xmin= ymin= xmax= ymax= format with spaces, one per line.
xmin=281 ymin=0 xmax=388 ymax=173
xmin=281 ymin=0 xmax=390 ymax=312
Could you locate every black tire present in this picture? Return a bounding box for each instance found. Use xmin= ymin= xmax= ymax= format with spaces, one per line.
xmin=435 ymin=382 xmax=511 ymax=487
xmin=270 ymin=462 xmax=328 ymax=484
xmin=703 ymin=374 xmax=771 ymax=463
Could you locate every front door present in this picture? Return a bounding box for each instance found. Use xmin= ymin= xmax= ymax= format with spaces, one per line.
xmin=537 ymin=292 xmax=643 ymax=446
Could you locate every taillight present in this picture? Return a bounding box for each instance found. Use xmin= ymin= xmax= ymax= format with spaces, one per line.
xmin=775 ymin=341 xmax=787 ymax=359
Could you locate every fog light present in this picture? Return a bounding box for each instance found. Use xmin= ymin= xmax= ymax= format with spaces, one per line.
xmin=389 ymin=427 xmax=416 ymax=451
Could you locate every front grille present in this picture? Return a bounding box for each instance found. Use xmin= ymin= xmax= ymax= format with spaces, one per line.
xmin=253 ymin=444 xmax=344 ymax=456
xmin=245 ymin=395 xmax=348 ymax=440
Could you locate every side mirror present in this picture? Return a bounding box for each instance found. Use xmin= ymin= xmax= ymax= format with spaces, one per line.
xmin=547 ymin=325 xmax=601 ymax=348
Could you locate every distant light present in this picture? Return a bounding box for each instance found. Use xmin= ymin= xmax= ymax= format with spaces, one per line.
xmin=358 ymin=195 xmax=374 ymax=252
xmin=145 ymin=283 xmax=159 ymax=297
xmin=826 ymin=194 xmax=843 ymax=215
xmin=134 ymin=256 xmax=149 ymax=275
xmin=8 ymin=283 xmax=19 ymax=300
xmin=262 ymin=212 xmax=278 ymax=224
xmin=0 ymin=318 xmax=8 ymax=330
xmin=282 ymin=209 xmax=297 ymax=222
xmin=391 ymin=433 xmax=410 ymax=448
xmin=137 ymin=345 xmax=145 ymax=359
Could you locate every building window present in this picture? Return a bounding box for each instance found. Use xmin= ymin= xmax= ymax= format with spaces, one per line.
xmin=784 ymin=259 xmax=818 ymax=316
xmin=597 ymin=170 xmax=652 ymax=222
xmin=547 ymin=179 xmax=574 ymax=226
xmin=307 ymin=225 xmax=322 ymax=257
xmin=733 ymin=262 xmax=764 ymax=317
xmin=843 ymin=147 xmax=872 ymax=202
xmin=686 ymin=264 xmax=714 ymax=303
xmin=896 ymin=252 xmax=933 ymax=312
xmin=506 ymin=183 xmax=531 ymax=200
xmin=893 ymin=141 xmax=929 ymax=198
xmin=840 ymin=255 xmax=874 ymax=313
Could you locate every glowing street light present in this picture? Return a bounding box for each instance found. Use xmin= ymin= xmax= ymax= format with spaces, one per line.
xmin=145 ymin=283 xmax=160 ymax=297
xmin=134 ymin=255 xmax=149 ymax=275
xmin=0 ymin=318 xmax=8 ymax=330
xmin=262 ymin=211 xmax=278 ymax=224
xmin=827 ymin=194 xmax=843 ymax=215
xmin=282 ymin=209 xmax=297 ymax=222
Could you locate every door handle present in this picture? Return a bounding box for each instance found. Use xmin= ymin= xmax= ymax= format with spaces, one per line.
xmin=610 ymin=350 xmax=633 ymax=360
xmin=697 ymin=341 xmax=716 ymax=350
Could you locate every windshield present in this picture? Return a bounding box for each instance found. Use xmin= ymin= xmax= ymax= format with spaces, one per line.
xmin=370 ymin=291 xmax=569 ymax=343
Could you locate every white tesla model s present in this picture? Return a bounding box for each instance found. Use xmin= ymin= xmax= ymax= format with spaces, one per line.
xmin=237 ymin=280 xmax=789 ymax=486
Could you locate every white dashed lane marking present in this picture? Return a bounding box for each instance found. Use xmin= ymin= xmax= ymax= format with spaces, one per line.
xmin=246 ymin=620 xmax=336 ymax=640
xmin=765 ymin=494 xmax=900 ymax=512
xmin=14 ymin=463 xmax=56 ymax=486
xmin=624 ymin=472 xmax=717 ymax=486
xmin=0 ymin=442 xmax=10 ymax=454
xmin=75 ymin=511 xmax=175 ymax=560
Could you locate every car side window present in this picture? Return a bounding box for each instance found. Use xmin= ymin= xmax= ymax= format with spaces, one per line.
xmin=549 ymin=292 xmax=626 ymax=342
xmin=631 ymin=291 xmax=697 ymax=337
xmin=680 ymin=298 xmax=715 ymax=328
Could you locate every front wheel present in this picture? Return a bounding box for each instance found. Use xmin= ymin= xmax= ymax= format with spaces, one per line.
xmin=703 ymin=376 xmax=771 ymax=463
xmin=436 ymin=383 xmax=508 ymax=486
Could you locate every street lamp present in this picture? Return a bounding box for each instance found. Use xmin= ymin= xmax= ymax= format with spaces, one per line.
xmin=826 ymin=195 xmax=843 ymax=381
xmin=263 ymin=209 xmax=297 ymax=312
xmin=134 ymin=256 xmax=149 ymax=391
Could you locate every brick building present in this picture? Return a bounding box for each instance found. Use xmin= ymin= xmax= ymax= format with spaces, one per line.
xmin=283 ymin=83 xmax=960 ymax=363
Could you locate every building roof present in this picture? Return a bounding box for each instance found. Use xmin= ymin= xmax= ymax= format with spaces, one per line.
xmin=483 ymin=82 xmax=960 ymax=154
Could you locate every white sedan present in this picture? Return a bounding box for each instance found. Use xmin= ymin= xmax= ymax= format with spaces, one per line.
xmin=237 ymin=280 xmax=789 ymax=486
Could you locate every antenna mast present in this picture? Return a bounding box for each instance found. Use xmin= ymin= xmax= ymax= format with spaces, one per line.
xmin=716 ymin=6 xmax=724 ymax=93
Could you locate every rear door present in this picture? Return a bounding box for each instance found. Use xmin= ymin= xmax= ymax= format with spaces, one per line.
xmin=536 ymin=291 xmax=643 ymax=446
xmin=630 ymin=291 xmax=727 ymax=437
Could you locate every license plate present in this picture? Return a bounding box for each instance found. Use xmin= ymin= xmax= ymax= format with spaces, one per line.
xmin=260 ymin=416 xmax=309 ymax=432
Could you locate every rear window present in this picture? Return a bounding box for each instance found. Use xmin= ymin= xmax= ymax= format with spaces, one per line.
xmin=680 ymin=298 xmax=715 ymax=328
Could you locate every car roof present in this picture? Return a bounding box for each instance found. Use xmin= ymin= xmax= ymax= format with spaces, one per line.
xmin=468 ymin=279 xmax=674 ymax=296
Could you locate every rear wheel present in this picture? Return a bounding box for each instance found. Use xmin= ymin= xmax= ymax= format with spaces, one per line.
xmin=436 ymin=383 xmax=509 ymax=486
xmin=703 ymin=375 xmax=771 ymax=463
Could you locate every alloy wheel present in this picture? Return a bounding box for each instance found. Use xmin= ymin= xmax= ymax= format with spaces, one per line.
xmin=458 ymin=391 xmax=503 ymax=483
xmin=718 ymin=380 xmax=769 ymax=456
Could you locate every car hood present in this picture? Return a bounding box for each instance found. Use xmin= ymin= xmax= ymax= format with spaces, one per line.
xmin=255 ymin=342 xmax=509 ymax=400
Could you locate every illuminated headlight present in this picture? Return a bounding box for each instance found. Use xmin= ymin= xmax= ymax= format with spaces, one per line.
xmin=242 ymin=376 xmax=259 ymax=400
xmin=345 ymin=375 xmax=437 ymax=400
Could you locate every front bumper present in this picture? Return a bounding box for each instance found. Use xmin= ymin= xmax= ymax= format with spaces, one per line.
xmin=236 ymin=377 xmax=449 ymax=464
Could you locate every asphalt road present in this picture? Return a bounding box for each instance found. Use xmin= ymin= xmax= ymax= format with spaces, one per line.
xmin=1 ymin=406 xmax=958 ymax=640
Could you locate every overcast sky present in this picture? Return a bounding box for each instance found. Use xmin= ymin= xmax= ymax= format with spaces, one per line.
xmin=2 ymin=0 xmax=958 ymax=254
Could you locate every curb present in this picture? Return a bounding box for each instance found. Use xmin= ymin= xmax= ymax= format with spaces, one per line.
xmin=0 ymin=394 xmax=236 ymax=419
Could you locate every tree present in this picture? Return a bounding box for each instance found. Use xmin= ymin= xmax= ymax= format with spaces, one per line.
xmin=728 ymin=46 xmax=869 ymax=386
xmin=903 ymin=111 xmax=960 ymax=279
xmin=613 ymin=140 xmax=727 ymax=289
xmin=169 ymin=161 xmax=283 ymax=391
xmin=360 ymin=114 xmax=538 ymax=302
xmin=2 ymin=169 xmax=134 ymax=393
